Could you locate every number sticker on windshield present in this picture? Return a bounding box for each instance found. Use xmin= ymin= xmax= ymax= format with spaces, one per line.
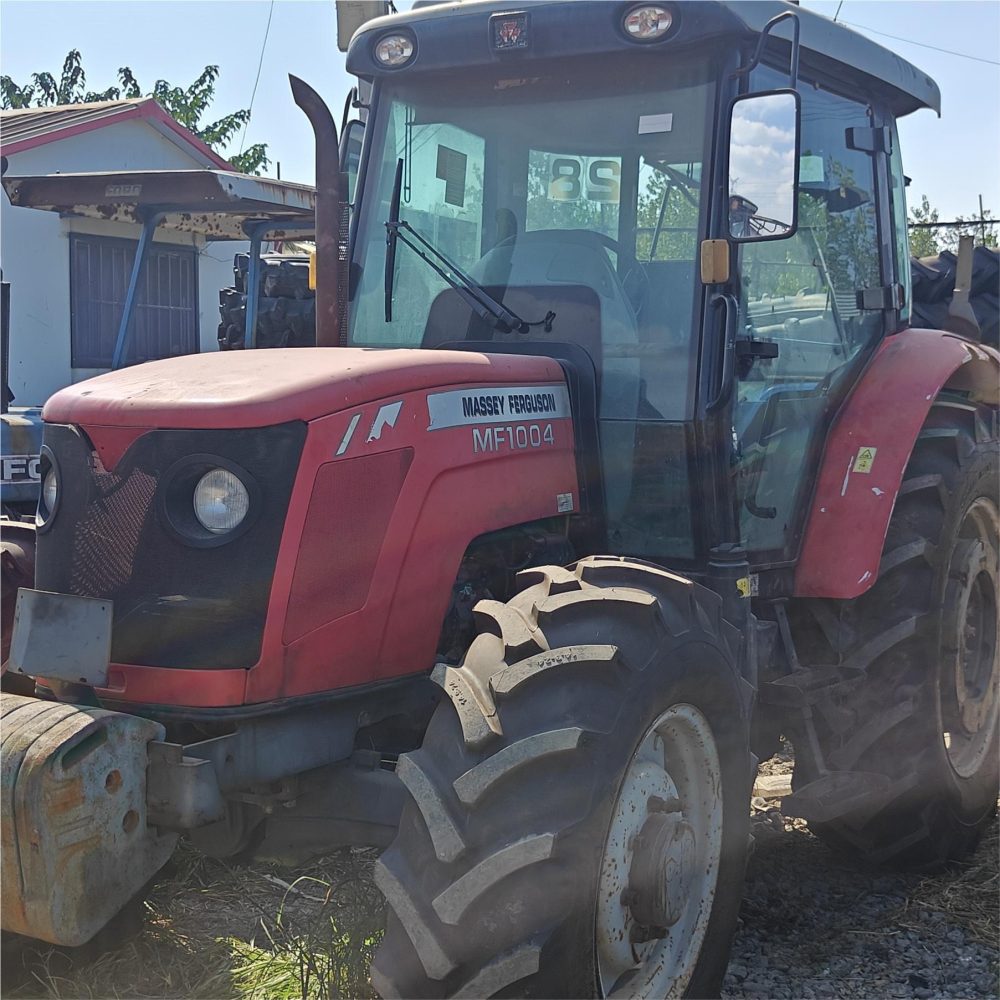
xmin=547 ymin=156 xmax=621 ymax=204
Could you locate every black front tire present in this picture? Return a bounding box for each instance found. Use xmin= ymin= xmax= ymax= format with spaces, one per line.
xmin=372 ymin=556 xmax=753 ymax=999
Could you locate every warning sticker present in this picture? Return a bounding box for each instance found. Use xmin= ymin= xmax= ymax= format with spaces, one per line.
xmin=853 ymin=446 xmax=877 ymax=474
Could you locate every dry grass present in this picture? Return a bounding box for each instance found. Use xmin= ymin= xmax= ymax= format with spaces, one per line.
xmin=902 ymin=813 xmax=1000 ymax=949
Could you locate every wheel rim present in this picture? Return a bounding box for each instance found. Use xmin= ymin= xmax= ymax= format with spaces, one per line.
xmin=942 ymin=496 xmax=999 ymax=779
xmin=595 ymin=704 xmax=723 ymax=999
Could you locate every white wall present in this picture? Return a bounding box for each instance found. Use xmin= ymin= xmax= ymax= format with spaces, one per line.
xmin=1 ymin=120 xmax=246 ymax=406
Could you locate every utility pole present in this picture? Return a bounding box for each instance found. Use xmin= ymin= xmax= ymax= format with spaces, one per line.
xmin=979 ymin=194 xmax=986 ymax=245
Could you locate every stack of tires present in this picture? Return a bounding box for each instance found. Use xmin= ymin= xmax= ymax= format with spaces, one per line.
xmin=217 ymin=253 xmax=317 ymax=351
xmin=910 ymin=245 xmax=999 ymax=348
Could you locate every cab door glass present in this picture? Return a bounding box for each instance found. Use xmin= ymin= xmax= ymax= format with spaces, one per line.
xmin=888 ymin=119 xmax=912 ymax=327
xmin=736 ymin=68 xmax=884 ymax=558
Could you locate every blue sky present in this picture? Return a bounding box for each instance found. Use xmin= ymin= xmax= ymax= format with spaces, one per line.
xmin=2 ymin=0 xmax=997 ymax=221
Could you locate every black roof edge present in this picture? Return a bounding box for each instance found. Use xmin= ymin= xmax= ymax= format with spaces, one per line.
xmin=346 ymin=0 xmax=940 ymax=118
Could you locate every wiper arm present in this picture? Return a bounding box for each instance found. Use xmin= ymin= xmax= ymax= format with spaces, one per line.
xmin=385 ymin=158 xmax=404 ymax=323
xmin=383 ymin=157 xmax=528 ymax=334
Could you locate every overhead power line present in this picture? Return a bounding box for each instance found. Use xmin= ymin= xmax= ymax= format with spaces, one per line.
xmin=840 ymin=18 xmax=1000 ymax=66
xmin=240 ymin=0 xmax=276 ymax=154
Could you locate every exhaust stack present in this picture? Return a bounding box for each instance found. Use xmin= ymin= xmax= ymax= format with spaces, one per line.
xmin=289 ymin=75 xmax=345 ymax=347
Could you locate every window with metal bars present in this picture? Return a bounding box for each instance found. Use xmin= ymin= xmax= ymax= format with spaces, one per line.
xmin=69 ymin=233 xmax=199 ymax=368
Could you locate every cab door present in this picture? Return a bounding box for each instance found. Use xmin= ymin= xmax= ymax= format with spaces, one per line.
xmin=731 ymin=67 xmax=888 ymax=565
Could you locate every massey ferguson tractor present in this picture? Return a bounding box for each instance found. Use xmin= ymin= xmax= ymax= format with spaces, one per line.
xmin=2 ymin=2 xmax=997 ymax=997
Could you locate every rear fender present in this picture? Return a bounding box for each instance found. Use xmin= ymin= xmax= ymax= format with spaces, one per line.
xmin=794 ymin=329 xmax=999 ymax=600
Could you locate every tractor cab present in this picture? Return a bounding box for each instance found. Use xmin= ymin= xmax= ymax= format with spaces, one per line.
xmin=342 ymin=0 xmax=936 ymax=578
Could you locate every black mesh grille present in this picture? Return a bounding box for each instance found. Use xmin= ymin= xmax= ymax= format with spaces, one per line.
xmin=69 ymin=466 xmax=157 ymax=596
xmin=37 ymin=421 xmax=306 ymax=670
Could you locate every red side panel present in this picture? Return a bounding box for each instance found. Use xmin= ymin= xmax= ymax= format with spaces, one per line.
xmin=795 ymin=329 xmax=1000 ymax=600
xmin=283 ymin=448 xmax=414 ymax=643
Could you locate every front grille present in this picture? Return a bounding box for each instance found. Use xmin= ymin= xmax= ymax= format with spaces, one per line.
xmin=37 ymin=421 xmax=306 ymax=670
xmin=69 ymin=465 xmax=157 ymax=597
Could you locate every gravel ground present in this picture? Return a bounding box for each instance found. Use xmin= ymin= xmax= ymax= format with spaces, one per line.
xmin=6 ymin=762 xmax=998 ymax=999
xmin=723 ymin=799 xmax=998 ymax=1000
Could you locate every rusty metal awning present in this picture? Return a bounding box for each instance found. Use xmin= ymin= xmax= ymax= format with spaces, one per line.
xmin=1 ymin=169 xmax=316 ymax=240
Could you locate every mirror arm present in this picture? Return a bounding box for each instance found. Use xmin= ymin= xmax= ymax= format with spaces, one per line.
xmin=341 ymin=87 xmax=358 ymax=137
xmin=732 ymin=11 xmax=800 ymax=89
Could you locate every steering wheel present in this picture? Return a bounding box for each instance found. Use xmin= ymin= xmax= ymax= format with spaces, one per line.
xmin=494 ymin=229 xmax=650 ymax=319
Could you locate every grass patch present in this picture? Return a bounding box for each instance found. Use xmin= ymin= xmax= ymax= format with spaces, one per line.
xmin=5 ymin=845 xmax=384 ymax=1000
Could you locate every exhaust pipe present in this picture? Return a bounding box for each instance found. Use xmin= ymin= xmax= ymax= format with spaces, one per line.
xmin=289 ymin=75 xmax=345 ymax=348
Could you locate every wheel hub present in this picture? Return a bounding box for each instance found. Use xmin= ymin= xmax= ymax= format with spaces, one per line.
xmin=626 ymin=804 xmax=696 ymax=935
xmin=595 ymin=704 xmax=724 ymax=999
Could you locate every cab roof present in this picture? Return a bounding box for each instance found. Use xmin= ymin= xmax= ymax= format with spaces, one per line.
xmin=347 ymin=0 xmax=939 ymax=118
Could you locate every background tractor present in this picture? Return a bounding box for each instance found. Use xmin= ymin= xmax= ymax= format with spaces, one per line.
xmin=2 ymin=2 xmax=997 ymax=998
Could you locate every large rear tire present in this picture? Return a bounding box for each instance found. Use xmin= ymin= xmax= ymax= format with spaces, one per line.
xmin=790 ymin=396 xmax=999 ymax=867
xmin=371 ymin=556 xmax=753 ymax=998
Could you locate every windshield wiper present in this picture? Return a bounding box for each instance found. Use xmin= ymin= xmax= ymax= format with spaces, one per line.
xmin=383 ymin=158 xmax=529 ymax=334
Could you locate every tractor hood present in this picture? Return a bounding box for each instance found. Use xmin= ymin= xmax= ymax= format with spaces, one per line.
xmin=43 ymin=348 xmax=566 ymax=430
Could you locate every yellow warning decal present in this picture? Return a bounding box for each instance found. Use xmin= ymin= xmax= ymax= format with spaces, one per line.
xmin=736 ymin=575 xmax=758 ymax=598
xmin=853 ymin=446 xmax=877 ymax=474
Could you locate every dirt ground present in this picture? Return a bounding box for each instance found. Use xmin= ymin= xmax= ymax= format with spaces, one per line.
xmin=3 ymin=763 xmax=997 ymax=1000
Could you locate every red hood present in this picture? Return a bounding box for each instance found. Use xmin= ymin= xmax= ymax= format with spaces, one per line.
xmin=43 ymin=348 xmax=565 ymax=429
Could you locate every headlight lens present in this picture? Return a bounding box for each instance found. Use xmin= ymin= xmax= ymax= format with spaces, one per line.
xmin=42 ymin=467 xmax=58 ymax=515
xmin=623 ymin=4 xmax=673 ymax=40
xmin=375 ymin=33 xmax=415 ymax=67
xmin=193 ymin=469 xmax=250 ymax=534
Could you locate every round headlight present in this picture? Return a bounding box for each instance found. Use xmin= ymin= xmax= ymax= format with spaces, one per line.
xmin=623 ymin=4 xmax=673 ymax=41
xmin=375 ymin=33 xmax=415 ymax=67
xmin=41 ymin=467 xmax=58 ymax=516
xmin=193 ymin=468 xmax=250 ymax=534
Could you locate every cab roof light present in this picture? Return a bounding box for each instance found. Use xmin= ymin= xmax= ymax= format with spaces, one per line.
xmin=623 ymin=4 xmax=673 ymax=42
xmin=374 ymin=32 xmax=416 ymax=68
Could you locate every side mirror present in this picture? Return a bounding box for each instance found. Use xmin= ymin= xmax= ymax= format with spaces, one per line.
xmin=340 ymin=119 xmax=365 ymax=203
xmin=726 ymin=89 xmax=800 ymax=242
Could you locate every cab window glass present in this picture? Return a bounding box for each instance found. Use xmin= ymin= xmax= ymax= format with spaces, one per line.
xmin=636 ymin=161 xmax=700 ymax=262
xmin=359 ymin=103 xmax=486 ymax=345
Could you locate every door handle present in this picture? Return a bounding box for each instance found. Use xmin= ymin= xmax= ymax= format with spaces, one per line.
xmin=706 ymin=292 xmax=738 ymax=413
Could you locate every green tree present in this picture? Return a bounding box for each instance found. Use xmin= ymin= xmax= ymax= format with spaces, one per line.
xmin=1 ymin=50 xmax=269 ymax=174
xmin=947 ymin=205 xmax=998 ymax=250
xmin=908 ymin=194 xmax=940 ymax=258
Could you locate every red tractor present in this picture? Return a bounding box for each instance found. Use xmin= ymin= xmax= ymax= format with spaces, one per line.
xmin=3 ymin=2 xmax=997 ymax=997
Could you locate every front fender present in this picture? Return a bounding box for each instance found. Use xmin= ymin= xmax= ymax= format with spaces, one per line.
xmin=794 ymin=328 xmax=999 ymax=600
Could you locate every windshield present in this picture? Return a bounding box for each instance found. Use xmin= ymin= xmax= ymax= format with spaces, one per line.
xmin=349 ymin=55 xmax=715 ymax=423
